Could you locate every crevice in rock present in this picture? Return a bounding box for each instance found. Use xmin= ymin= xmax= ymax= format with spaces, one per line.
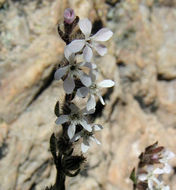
xmin=117 ymin=60 xmax=141 ymax=83
xmin=121 ymin=27 xmax=136 ymax=41
xmin=173 ymin=166 xmax=176 ymax=174
xmin=27 ymin=67 xmax=55 ymax=106
xmin=79 ymin=164 xmax=89 ymax=177
xmin=0 ymin=1 xmax=9 ymax=10
xmin=116 ymin=60 xmax=126 ymax=68
xmin=108 ymin=97 xmax=126 ymax=119
xmin=24 ymin=160 xmax=50 ymax=183
xmin=35 ymin=160 xmax=50 ymax=177
xmin=80 ymin=159 xmax=101 ymax=177
xmin=105 ymin=0 xmax=122 ymax=6
xmin=157 ymin=74 xmax=176 ymax=82
xmin=29 ymin=183 xmax=36 ymax=190
xmin=153 ymin=0 xmax=176 ymax=7
xmin=0 ymin=138 xmax=8 ymax=160
xmin=92 ymin=20 xmax=103 ymax=34
xmin=19 ymin=145 xmax=34 ymax=167
xmin=134 ymin=95 xmax=158 ymax=113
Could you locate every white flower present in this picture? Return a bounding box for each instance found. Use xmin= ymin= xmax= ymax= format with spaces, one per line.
xmin=54 ymin=48 xmax=92 ymax=94
xmin=138 ymin=165 xmax=164 ymax=190
xmin=77 ymin=71 xmax=115 ymax=111
xmin=155 ymin=182 xmax=170 ymax=190
xmin=159 ymin=149 xmax=175 ymax=174
xmin=55 ymin=104 xmax=93 ymax=139
xmin=71 ymin=124 xmax=103 ymax=153
xmin=65 ymin=18 xmax=113 ymax=62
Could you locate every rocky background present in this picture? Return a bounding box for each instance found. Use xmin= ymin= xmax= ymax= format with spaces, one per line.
xmin=0 ymin=0 xmax=176 ymax=189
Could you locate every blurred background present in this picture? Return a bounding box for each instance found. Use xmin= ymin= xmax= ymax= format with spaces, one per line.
xmin=0 ymin=0 xmax=176 ymax=189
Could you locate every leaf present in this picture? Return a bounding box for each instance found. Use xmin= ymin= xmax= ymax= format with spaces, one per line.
xmin=130 ymin=168 xmax=137 ymax=185
xmin=50 ymin=133 xmax=57 ymax=162
xmin=54 ymin=101 xmax=60 ymax=117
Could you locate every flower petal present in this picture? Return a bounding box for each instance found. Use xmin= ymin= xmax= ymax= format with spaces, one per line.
xmin=71 ymin=132 xmax=82 ymax=142
xmin=63 ymin=76 xmax=75 ymax=94
xmin=93 ymin=43 xmax=107 ymax=56
xmin=80 ymin=119 xmax=92 ymax=132
xmin=154 ymin=168 xmax=164 ymax=175
xmin=91 ymin=28 xmax=113 ymax=42
xmin=83 ymin=45 xmax=93 ymax=62
xmin=87 ymin=94 xmax=96 ymax=111
xmin=64 ymin=46 xmax=72 ymax=61
xmin=91 ymin=63 xmax=97 ymax=69
xmin=148 ymin=179 xmax=153 ymax=190
xmin=81 ymin=107 xmax=95 ymax=115
xmin=81 ymin=141 xmax=89 ymax=153
xmin=76 ymin=87 xmax=89 ymax=98
xmin=98 ymin=94 xmax=105 ymax=105
xmin=163 ymin=163 xmax=172 ymax=174
xmin=79 ymin=18 xmax=92 ymax=38
xmin=54 ymin=66 xmax=68 ymax=80
xmin=67 ymin=39 xmax=85 ymax=53
xmin=90 ymin=70 xmax=98 ymax=82
xmin=138 ymin=174 xmax=147 ymax=181
xmin=98 ymin=80 xmax=115 ymax=88
xmin=89 ymin=136 xmax=101 ymax=145
xmin=163 ymin=186 xmax=170 ymax=190
xmin=163 ymin=150 xmax=175 ymax=160
xmin=80 ymin=73 xmax=92 ymax=87
xmin=152 ymin=177 xmax=161 ymax=186
xmin=55 ymin=115 xmax=69 ymax=125
xmin=80 ymin=62 xmax=94 ymax=69
xmin=67 ymin=123 xmax=76 ymax=139
xmin=93 ymin=124 xmax=103 ymax=131
xmin=146 ymin=165 xmax=154 ymax=172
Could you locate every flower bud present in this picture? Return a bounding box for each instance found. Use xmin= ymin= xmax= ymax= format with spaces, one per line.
xmin=64 ymin=8 xmax=75 ymax=24
xmin=138 ymin=142 xmax=164 ymax=167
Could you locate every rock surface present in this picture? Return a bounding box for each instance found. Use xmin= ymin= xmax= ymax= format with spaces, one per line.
xmin=0 ymin=0 xmax=176 ymax=190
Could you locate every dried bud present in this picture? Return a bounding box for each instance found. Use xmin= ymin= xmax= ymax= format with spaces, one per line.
xmin=62 ymin=155 xmax=86 ymax=171
xmin=131 ymin=142 xmax=175 ymax=190
xmin=64 ymin=8 xmax=75 ymax=24
xmin=145 ymin=141 xmax=158 ymax=152
xmin=65 ymin=93 xmax=76 ymax=102
xmin=57 ymin=136 xmax=73 ymax=155
xmin=138 ymin=142 xmax=164 ymax=167
xmin=62 ymin=102 xmax=71 ymax=115
xmin=136 ymin=182 xmax=148 ymax=190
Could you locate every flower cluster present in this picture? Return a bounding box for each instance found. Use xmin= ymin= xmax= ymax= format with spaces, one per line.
xmin=54 ymin=8 xmax=114 ymax=153
xmin=44 ymin=8 xmax=114 ymax=190
xmin=130 ymin=142 xmax=175 ymax=190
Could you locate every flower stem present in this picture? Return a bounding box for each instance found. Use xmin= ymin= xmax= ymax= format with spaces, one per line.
xmin=54 ymin=170 xmax=66 ymax=190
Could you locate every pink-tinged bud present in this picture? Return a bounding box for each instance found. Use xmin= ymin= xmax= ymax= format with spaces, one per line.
xmin=64 ymin=8 xmax=75 ymax=24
